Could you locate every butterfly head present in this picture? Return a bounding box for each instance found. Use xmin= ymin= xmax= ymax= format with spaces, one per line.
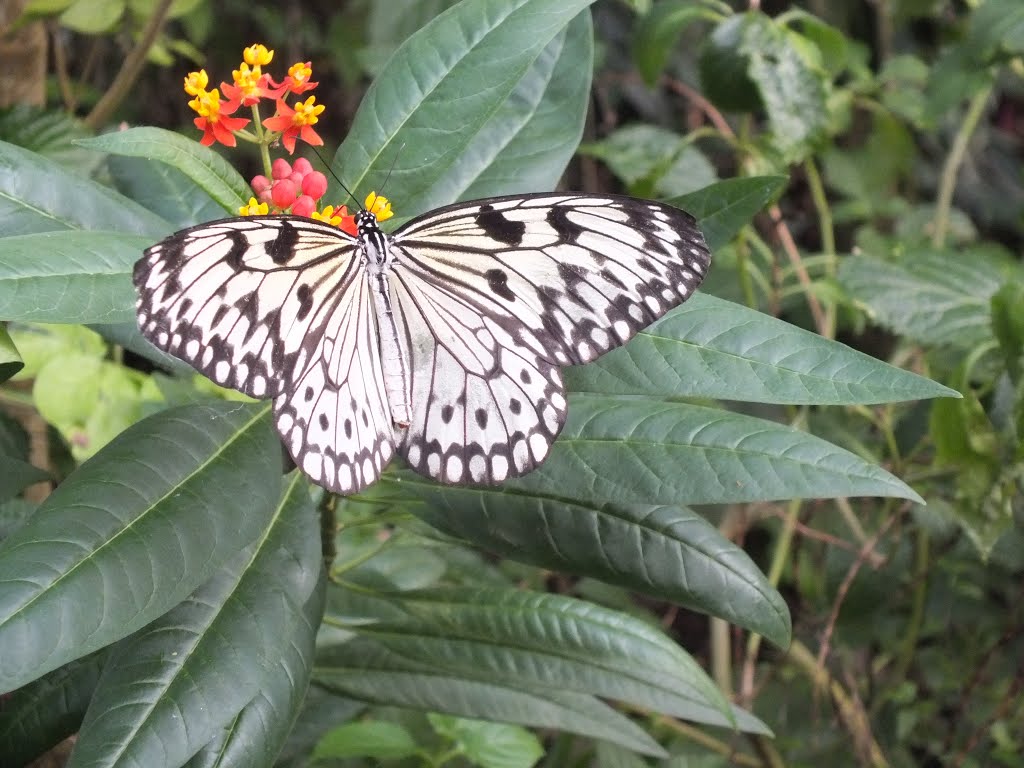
xmin=355 ymin=209 xmax=380 ymax=233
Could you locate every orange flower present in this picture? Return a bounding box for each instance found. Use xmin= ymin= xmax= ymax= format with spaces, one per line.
xmin=277 ymin=61 xmax=318 ymax=94
xmin=222 ymin=62 xmax=286 ymax=108
xmin=189 ymin=88 xmax=249 ymax=147
xmin=312 ymin=204 xmax=358 ymax=235
xmin=263 ymin=96 xmax=325 ymax=154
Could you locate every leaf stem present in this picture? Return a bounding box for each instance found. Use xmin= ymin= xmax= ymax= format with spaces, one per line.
xmin=931 ymin=81 xmax=994 ymax=248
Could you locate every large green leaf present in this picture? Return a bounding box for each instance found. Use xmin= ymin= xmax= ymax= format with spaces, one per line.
xmin=0 ymin=402 xmax=281 ymax=693
xmin=335 ymin=0 xmax=597 ymax=216
xmin=67 ymin=472 xmax=320 ymax=767
xmin=0 ymin=650 xmax=109 ymax=766
xmin=107 ymin=154 xmax=225 ymax=230
xmin=332 ymin=587 xmax=748 ymax=732
xmin=508 ymin=396 xmax=922 ymax=504
xmin=564 ymin=293 xmax=957 ymax=404
xmin=77 ymin=128 xmax=250 ymax=216
xmin=184 ymin=572 xmax=327 ymax=768
xmin=0 ymin=231 xmax=148 ymax=324
xmin=396 ymin=488 xmax=789 ymax=646
xmin=457 ymin=11 xmax=593 ymax=201
xmin=0 ymin=139 xmax=169 ymax=237
xmin=317 ymin=637 xmax=668 ymax=757
xmin=839 ymin=248 xmax=1013 ymax=351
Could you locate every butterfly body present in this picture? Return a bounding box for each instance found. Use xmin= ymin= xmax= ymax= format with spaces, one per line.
xmin=135 ymin=193 xmax=711 ymax=494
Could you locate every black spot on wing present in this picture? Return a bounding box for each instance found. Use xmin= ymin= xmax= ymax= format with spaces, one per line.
xmin=267 ymin=220 xmax=300 ymax=264
xmin=441 ymin=404 xmax=454 ymax=424
xmin=485 ymin=268 xmax=516 ymax=302
xmin=296 ymin=283 xmax=314 ymax=321
xmin=476 ymin=206 xmax=526 ymax=245
xmin=546 ymin=205 xmax=585 ymax=242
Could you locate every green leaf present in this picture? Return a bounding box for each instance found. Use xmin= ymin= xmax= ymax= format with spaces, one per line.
xmin=0 ymin=231 xmax=147 ymax=324
xmin=356 ymin=0 xmax=464 ymax=73
xmin=839 ymin=248 xmax=1015 ymax=351
xmin=0 ymin=650 xmax=109 ymax=767
xmin=509 ymin=396 xmax=923 ymax=504
xmin=564 ymin=293 xmax=958 ymax=404
xmin=397 ymin=488 xmax=790 ymax=646
xmin=991 ymin=281 xmax=1024 ymax=381
xmin=0 ymin=455 xmax=48 ymax=503
xmin=0 ymin=139 xmax=169 ymax=237
xmin=633 ymin=0 xmax=718 ymax=85
xmin=184 ymin=572 xmax=327 ymax=768
xmin=59 ymin=0 xmax=125 ymax=33
xmin=312 ymin=721 xmax=419 ymax=761
xmin=336 ymin=0 xmax=598 ymax=216
xmin=4 ymin=323 xmax=106 ymax=380
xmin=0 ymin=402 xmax=282 ymax=693
xmin=77 ymin=128 xmax=250 ymax=216
xmin=457 ymin=12 xmax=594 ymax=201
xmin=700 ymin=12 xmax=828 ymax=158
xmin=428 ymin=715 xmax=543 ymax=768
xmin=107 ymin=154 xmax=225 ymax=230
xmin=316 ymin=638 xmax=668 ymax=757
xmin=672 ymin=176 xmax=786 ymax=252
xmin=0 ymin=106 xmax=97 ymax=172
xmin=332 ymin=587 xmax=745 ymax=733
xmin=67 ymin=472 xmax=320 ymax=767
xmin=0 ymin=324 xmax=22 ymax=383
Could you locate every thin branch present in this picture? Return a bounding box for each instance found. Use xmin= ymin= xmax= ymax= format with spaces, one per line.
xmin=84 ymin=0 xmax=174 ymax=130
xmin=931 ymin=82 xmax=993 ymax=248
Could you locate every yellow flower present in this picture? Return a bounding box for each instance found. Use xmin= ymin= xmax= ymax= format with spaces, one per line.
xmin=243 ymin=44 xmax=274 ymax=67
xmin=239 ymin=197 xmax=269 ymax=216
xmin=292 ymin=95 xmax=324 ymax=126
xmin=183 ymin=70 xmax=208 ymax=96
xmin=311 ymin=205 xmax=344 ymax=227
xmin=365 ymin=192 xmax=393 ymax=222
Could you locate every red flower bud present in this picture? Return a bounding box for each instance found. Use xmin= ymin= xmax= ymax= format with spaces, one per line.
xmin=292 ymin=195 xmax=316 ymax=217
xmin=302 ymin=171 xmax=328 ymax=200
xmin=292 ymin=157 xmax=313 ymax=176
xmin=271 ymin=178 xmax=297 ymax=208
xmin=251 ymin=174 xmax=271 ymax=193
xmin=271 ymin=157 xmax=292 ymax=180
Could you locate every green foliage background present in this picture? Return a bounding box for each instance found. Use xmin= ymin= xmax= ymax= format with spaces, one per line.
xmin=0 ymin=1 xmax=1022 ymax=767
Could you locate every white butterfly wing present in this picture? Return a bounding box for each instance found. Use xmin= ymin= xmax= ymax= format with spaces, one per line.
xmin=135 ymin=216 xmax=394 ymax=494
xmin=389 ymin=193 xmax=711 ymax=484
xmin=389 ymin=253 xmax=567 ymax=484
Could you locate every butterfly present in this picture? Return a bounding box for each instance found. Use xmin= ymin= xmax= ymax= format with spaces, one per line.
xmin=134 ymin=193 xmax=711 ymax=494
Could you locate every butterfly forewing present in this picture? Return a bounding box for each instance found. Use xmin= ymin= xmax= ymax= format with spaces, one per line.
xmin=135 ymin=193 xmax=711 ymax=494
xmin=393 ymin=194 xmax=711 ymax=367
xmin=135 ymin=217 xmax=359 ymax=399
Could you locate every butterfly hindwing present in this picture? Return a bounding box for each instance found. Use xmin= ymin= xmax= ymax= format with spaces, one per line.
xmin=389 ymin=253 xmax=568 ymax=484
xmin=274 ymin=271 xmax=396 ymax=493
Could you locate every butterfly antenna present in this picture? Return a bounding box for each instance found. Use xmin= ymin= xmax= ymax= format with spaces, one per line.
xmin=308 ymin=146 xmax=360 ymax=210
xmin=379 ymin=143 xmax=405 ymax=198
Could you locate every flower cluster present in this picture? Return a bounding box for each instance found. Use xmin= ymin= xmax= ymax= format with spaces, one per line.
xmin=238 ymin=157 xmax=393 ymax=236
xmin=186 ymin=44 xmax=395 ymax=233
xmin=185 ymin=44 xmax=323 ymax=151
